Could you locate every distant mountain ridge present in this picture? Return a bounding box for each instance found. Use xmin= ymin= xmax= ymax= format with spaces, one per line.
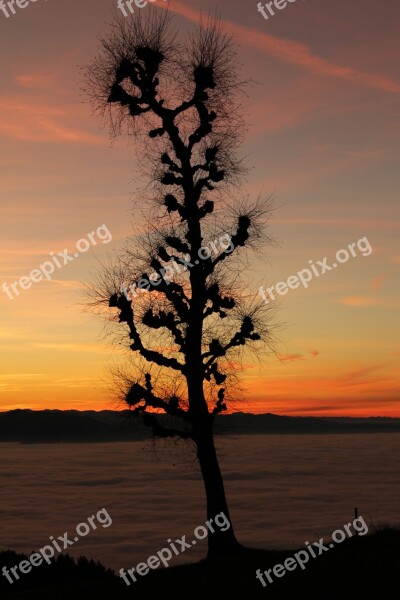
xmin=0 ymin=409 xmax=399 ymax=443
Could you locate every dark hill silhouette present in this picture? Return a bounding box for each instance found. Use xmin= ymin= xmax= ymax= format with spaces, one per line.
xmin=0 ymin=409 xmax=131 ymax=443
xmin=213 ymin=412 xmax=400 ymax=435
xmin=1 ymin=410 xmax=400 ymax=443
xmin=1 ymin=527 xmax=399 ymax=599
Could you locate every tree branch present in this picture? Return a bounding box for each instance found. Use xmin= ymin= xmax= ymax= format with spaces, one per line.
xmin=142 ymin=413 xmax=193 ymax=440
xmin=126 ymin=374 xmax=190 ymax=422
xmin=211 ymin=388 xmax=227 ymax=420
xmin=212 ymin=215 xmax=251 ymax=270
xmin=110 ymin=294 xmax=185 ymax=372
xmin=203 ymin=316 xmax=260 ymax=368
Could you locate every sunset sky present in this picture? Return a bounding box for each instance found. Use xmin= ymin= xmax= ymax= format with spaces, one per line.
xmin=0 ymin=0 xmax=399 ymax=416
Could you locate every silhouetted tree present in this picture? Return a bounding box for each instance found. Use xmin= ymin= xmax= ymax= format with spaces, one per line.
xmin=84 ymin=12 xmax=272 ymax=558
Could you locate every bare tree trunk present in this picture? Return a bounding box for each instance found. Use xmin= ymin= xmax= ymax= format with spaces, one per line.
xmin=185 ymin=210 xmax=243 ymax=557
xmin=193 ymin=419 xmax=244 ymax=558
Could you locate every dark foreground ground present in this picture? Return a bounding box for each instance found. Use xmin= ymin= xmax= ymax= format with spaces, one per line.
xmin=1 ymin=528 xmax=399 ymax=600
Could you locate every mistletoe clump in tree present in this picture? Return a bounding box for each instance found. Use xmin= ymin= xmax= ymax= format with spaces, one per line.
xmin=85 ymin=12 xmax=272 ymax=558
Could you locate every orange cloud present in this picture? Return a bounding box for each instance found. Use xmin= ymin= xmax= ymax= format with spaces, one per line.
xmin=279 ymin=354 xmax=306 ymax=362
xmin=277 ymin=350 xmax=319 ymax=362
xmin=334 ymin=366 xmax=385 ymax=384
xmin=339 ymin=296 xmax=383 ymax=307
xmin=244 ymin=364 xmax=400 ymax=416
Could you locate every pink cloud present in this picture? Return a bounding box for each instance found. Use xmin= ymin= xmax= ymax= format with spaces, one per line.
xmin=15 ymin=73 xmax=55 ymax=89
xmin=0 ymin=97 xmax=103 ymax=144
xmin=370 ymin=275 xmax=384 ymax=290
xmin=165 ymin=2 xmax=400 ymax=94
